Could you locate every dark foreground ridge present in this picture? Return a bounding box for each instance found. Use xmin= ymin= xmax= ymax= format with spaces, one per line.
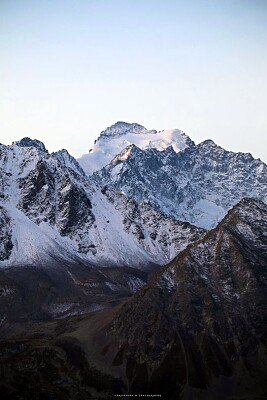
xmin=1 ymin=198 xmax=267 ymax=399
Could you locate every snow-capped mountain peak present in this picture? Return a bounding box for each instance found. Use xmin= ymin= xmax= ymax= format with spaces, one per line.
xmin=0 ymin=139 xmax=204 ymax=268
xmin=91 ymin=131 xmax=267 ymax=229
xmin=78 ymin=121 xmax=193 ymax=175
xmin=98 ymin=121 xmax=150 ymax=139
xmin=12 ymin=137 xmax=47 ymax=153
xmin=52 ymin=148 xmax=86 ymax=177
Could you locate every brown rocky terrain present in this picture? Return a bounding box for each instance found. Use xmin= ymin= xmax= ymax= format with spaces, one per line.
xmin=1 ymin=198 xmax=267 ymax=399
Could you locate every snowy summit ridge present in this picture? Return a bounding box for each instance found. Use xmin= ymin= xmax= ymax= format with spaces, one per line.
xmin=87 ymin=123 xmax=267 ymax=229
xmin=12 ymin=137 xmax=47 ymax=153
xmin=98 ymin=121 xmax=150 ymax=138
xmin=78 ymin=121 xmax=193 ymax=174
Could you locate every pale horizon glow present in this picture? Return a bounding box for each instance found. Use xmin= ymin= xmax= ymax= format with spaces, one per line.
xmin=0 ymin=0 xmax=267 ymax=161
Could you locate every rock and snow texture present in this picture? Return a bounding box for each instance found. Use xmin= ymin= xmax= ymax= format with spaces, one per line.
xmin=100 ymin=186 xmax=205 ymax=264
xmin=0 ymin=207 xmax=13 ymax=261
xmin=89 ymin=126 xmax=267 ymax=229
xmin=114 ymin=197 xmax=267 ymax=347
xmin=0 ymin=139 xmax=204 ymax=269
xmin=108 ymin=198 xmax=267 ymax=398
xmin=78 ymin=121 xmax=192 ymax=174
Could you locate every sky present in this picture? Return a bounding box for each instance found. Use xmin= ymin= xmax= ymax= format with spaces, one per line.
xmin=0 ymin=0 xmax=267 ymax=160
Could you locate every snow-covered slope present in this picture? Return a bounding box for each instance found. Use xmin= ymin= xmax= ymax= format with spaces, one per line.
xmin=78 ymin=121 xmax=192 ymax=174
xmin=91 ymin=133 xmax=267 ymax=229
xmin=0 ymin=139 xmax=204 ymax=269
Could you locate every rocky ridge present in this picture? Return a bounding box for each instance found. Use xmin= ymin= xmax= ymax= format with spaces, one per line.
xmin=0 ymin=137 xmax=205 ymax=320
xmin=0 ymin=141 xmax=150 ymax=320
xmin=90 ymin=128 xmax=267 ymax=228
xmin=78 ymin=121 xmax=192 ymax=174
xmin=0 ymin=139 xmax=204 ymax=269
xmin=99 ymin=197 xmax=267 ymax=398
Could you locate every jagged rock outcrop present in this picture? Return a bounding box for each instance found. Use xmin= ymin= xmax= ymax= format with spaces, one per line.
xmin=90 ymin=131 xmax=267 ymax=228
xmin=101 ymin=186 xmax=205 ymax=262
xmin=0 ymin=137 xmax=206 ymax=320
xmin=0 ymin=207 xmax=12 ymax=261
xmin=0 ymin=139 xmax=204 ymax=268
xmin=98 ymin=121 xmax=150 ymax=138
xmin=12 ymin=137 xmax=48 ymax=153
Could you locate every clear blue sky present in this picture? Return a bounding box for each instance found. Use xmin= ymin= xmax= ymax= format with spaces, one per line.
xmin=1 ymin=0 xmax=267 ymax=160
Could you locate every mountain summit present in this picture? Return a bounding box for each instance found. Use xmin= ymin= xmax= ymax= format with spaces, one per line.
xmin=98 ymin=121 xmax=149 ymax=138
xmin=12 ymin=137 xmax=47 ymax=153
xmin=78 ymin=121 xmax=193 ymax=174
xmin=90 ymin=129 xmax=267 ymax=229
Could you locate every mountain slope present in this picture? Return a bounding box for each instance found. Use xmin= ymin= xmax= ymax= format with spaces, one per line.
xmin=0 ymin=137 xmax=205 ymax=321
xmin=101 ymin=198 xmax=267 ymax=398
xmin=91 ymin=134 xmax=267 ymax=228
xmin=0 ymin=139 xmax=204 ymax=270
xmin=78 ymin=121 xmax=192 ymax=174
xmin=1 ymin=198 xmax=267 ymax=399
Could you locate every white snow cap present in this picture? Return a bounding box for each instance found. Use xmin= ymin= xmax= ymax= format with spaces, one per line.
xmin=78 ymin=121 xmax=193 ymax=175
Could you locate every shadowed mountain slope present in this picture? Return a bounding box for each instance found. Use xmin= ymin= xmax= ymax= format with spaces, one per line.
xmin=99 ymin=198 xmax=267 ymax=399
xmin=1 ymin=198 xmax=267 ymax=399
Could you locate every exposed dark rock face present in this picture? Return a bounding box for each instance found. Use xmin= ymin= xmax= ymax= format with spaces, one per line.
xmin=57 ymin=178 xmax=95 ymax=237
xmin=100 ymin=198 xmax=267 ymax=398
xmin=16 ymin=150 xmax=95 ymax=238
xmin=91 ymin=138 xmax=267 ymax=228
xmin=18 ymin=159 xmax=57 ymax=225
xmin=12 ymin=137 xmax=48 ymax=153
xmin=98 ymin=121 xmax=148 ymax=139
xmin=0 ymin=207 xmax=12 ymax=261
